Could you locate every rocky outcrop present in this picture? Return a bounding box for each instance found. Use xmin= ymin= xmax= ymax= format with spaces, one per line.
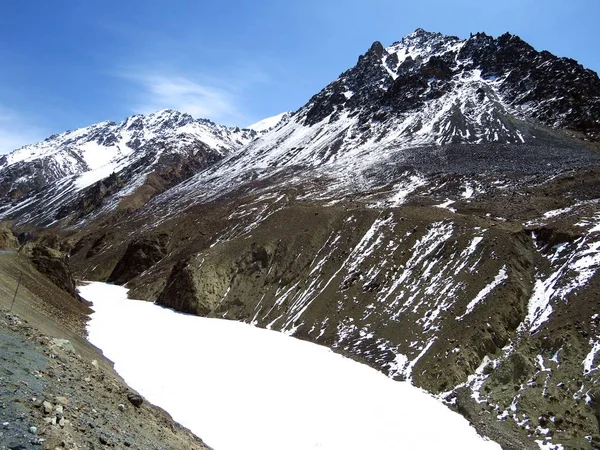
xmin=156 ymin=250 xmax=235 ymax=316
xmin=22 ymin=244 xmax=81 ymax=301
xmin=0 ymin=223 xmax=18 ymax=249
xmin=108 ymin=233 xmax=170 ymax=285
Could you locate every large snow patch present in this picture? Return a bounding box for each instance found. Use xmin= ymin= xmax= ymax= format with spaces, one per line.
xmin=82 ymin=282 xmax=499 ymax=450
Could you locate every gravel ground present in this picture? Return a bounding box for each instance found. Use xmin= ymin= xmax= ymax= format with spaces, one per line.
xmin=0 ymin=310 xmax=211 ymax=450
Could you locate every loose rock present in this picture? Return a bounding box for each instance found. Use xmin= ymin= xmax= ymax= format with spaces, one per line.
xmin=43 ymin=401 xmax=53 ymax=414
xmin=127 ymin=393 xmax=143 ymax=407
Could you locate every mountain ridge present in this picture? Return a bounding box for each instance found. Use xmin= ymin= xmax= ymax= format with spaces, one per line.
xmin=0 ymin=109 xmax=257 ymax=225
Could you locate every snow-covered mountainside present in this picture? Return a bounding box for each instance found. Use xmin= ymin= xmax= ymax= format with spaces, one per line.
xmin=3 ymin=29 xmax=600 ymax=449
xmin=247 ymin=112 xmax=290 ymax=132
xmin=0 ymin=109 xmax=256 ymax=224
xmin=114 ymin=30 xmax=600 ymax=232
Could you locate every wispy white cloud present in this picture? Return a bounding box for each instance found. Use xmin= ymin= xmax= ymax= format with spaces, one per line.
xmin=0 ymin=106 xmax=45 ymax=154
xmin=116 ymin=65 xmax=275 ymax=126
xmin=123 ymin=73 xmax=242 ymax=123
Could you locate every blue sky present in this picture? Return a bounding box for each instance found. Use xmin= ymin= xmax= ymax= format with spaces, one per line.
xmin=0 ymin=0 xmax=598 ymax=153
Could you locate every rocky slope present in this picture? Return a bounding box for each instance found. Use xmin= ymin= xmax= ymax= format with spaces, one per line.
xmin=0 ymin=312 xmax=210 ymax=450
xmin=70 ymin=167 xmax=600 ymax=449
xmin=0 ymin=248 xmax=211 ymax=450
xmin=2 ymin=29 xmax=600 ymax=449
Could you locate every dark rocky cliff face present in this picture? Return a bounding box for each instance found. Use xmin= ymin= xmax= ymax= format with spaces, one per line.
xmin=304 ymin=29 xmax=600 ymax=141
xmin=20 ymin=243 xmax=82 ymax=301
xmin=108 ymin=234 xmax=170 ymax=285
xmin=461 ymin=32 xmax=600 ymax=133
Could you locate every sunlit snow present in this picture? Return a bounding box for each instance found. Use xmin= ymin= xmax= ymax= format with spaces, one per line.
xmin=457 ymin=266 xmax=508 ymax=320
xmin=247 ymin=112 xmax=289 ymax=132
xmin=82 ymin=282 xmax=499 ymax=450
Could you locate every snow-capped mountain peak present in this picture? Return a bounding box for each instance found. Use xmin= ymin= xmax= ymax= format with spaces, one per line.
xmin=0 ymin=110 xmax=258 ymax=224
xmin=1 ymin=109 xmax=256 ymax=175
xmin=247 ymin=112 xmax=291 ymax=133
xmin=383 ymin=29 xmax=464 ymax=77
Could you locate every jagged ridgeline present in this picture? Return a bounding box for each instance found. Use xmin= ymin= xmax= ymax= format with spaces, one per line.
xmin=2 ymin=29 xmax=600 ymax=449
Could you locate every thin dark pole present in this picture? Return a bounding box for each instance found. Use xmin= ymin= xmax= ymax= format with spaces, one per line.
xmin=9 ymin=272 xmax=22 ymax=313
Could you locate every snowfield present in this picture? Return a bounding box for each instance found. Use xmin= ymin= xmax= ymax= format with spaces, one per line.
xmin=82 ymin=282 xmax=500 ymax=450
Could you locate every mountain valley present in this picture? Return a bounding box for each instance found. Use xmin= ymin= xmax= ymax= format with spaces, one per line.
xmin=1 ymin=29 xmax=600 ymax=449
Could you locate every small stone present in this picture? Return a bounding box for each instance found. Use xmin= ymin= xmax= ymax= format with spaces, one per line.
xmin=58 ymin=417 xmax=65 ymax=427
xmin=55 ymin=396 xmax=68 ymax=406
xmin=127 ymin=393 xmax=143 ymax=407
xmin=29 ymin=425 xmax=37 ymax=434
xmin=118 ymin=404 xmax=125 ymax=412
xmin=43 ymin=401 xmax=53 ymax=414
xmin=8 ymin=443 xmax=26 ymax=450
xmin=2 ymin=422 xmax=9 ymax=428
xmin=55 ymin=404 xmax=64 ymax=415
xmin=91 ymin=360 xmax=99 ymax=369
xmin=99 ymin=435 xmax=109 ymax=445
xmin=50 ymin=338 xmax=75 ymax=354
xmin=84 ymin=377 xmax=91 ymax=383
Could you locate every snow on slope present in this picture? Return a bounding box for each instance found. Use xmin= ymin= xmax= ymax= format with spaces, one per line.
xmin=383 ymin=29 xmax=466 ymax=79
xmin=83 ymin=281 xmax=500 ymax=450
xmin=247 ymin=112 xmax=290 ymax=132
xmin=2 ymin=109 xmax=255 ymax=182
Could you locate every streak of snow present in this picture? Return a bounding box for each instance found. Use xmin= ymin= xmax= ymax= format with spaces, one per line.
xmin=435 ymin=199 xmax=456 ymax=213
xmin=521 ymin=234 xmax=600 ymax=334
xmin=457 ymin=266 xmax=507 ymax=320
xmin=535 ymin=440 xmax=564 ymax=450
xmin=583 ymin=339 xmax=600 ymax=374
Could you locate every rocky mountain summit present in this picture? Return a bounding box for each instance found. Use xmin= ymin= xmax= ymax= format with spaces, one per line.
xmin=124 ymin=29 xmax=599 ymax=224
xmin=306 ymin=28 xmax=600 ymax=139
xmin=2 ymin=29 xmax=600 ymax=449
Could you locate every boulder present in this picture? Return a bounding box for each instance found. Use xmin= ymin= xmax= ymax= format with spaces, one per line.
xmin=127 ymin=393 xmax=143 ymax=407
